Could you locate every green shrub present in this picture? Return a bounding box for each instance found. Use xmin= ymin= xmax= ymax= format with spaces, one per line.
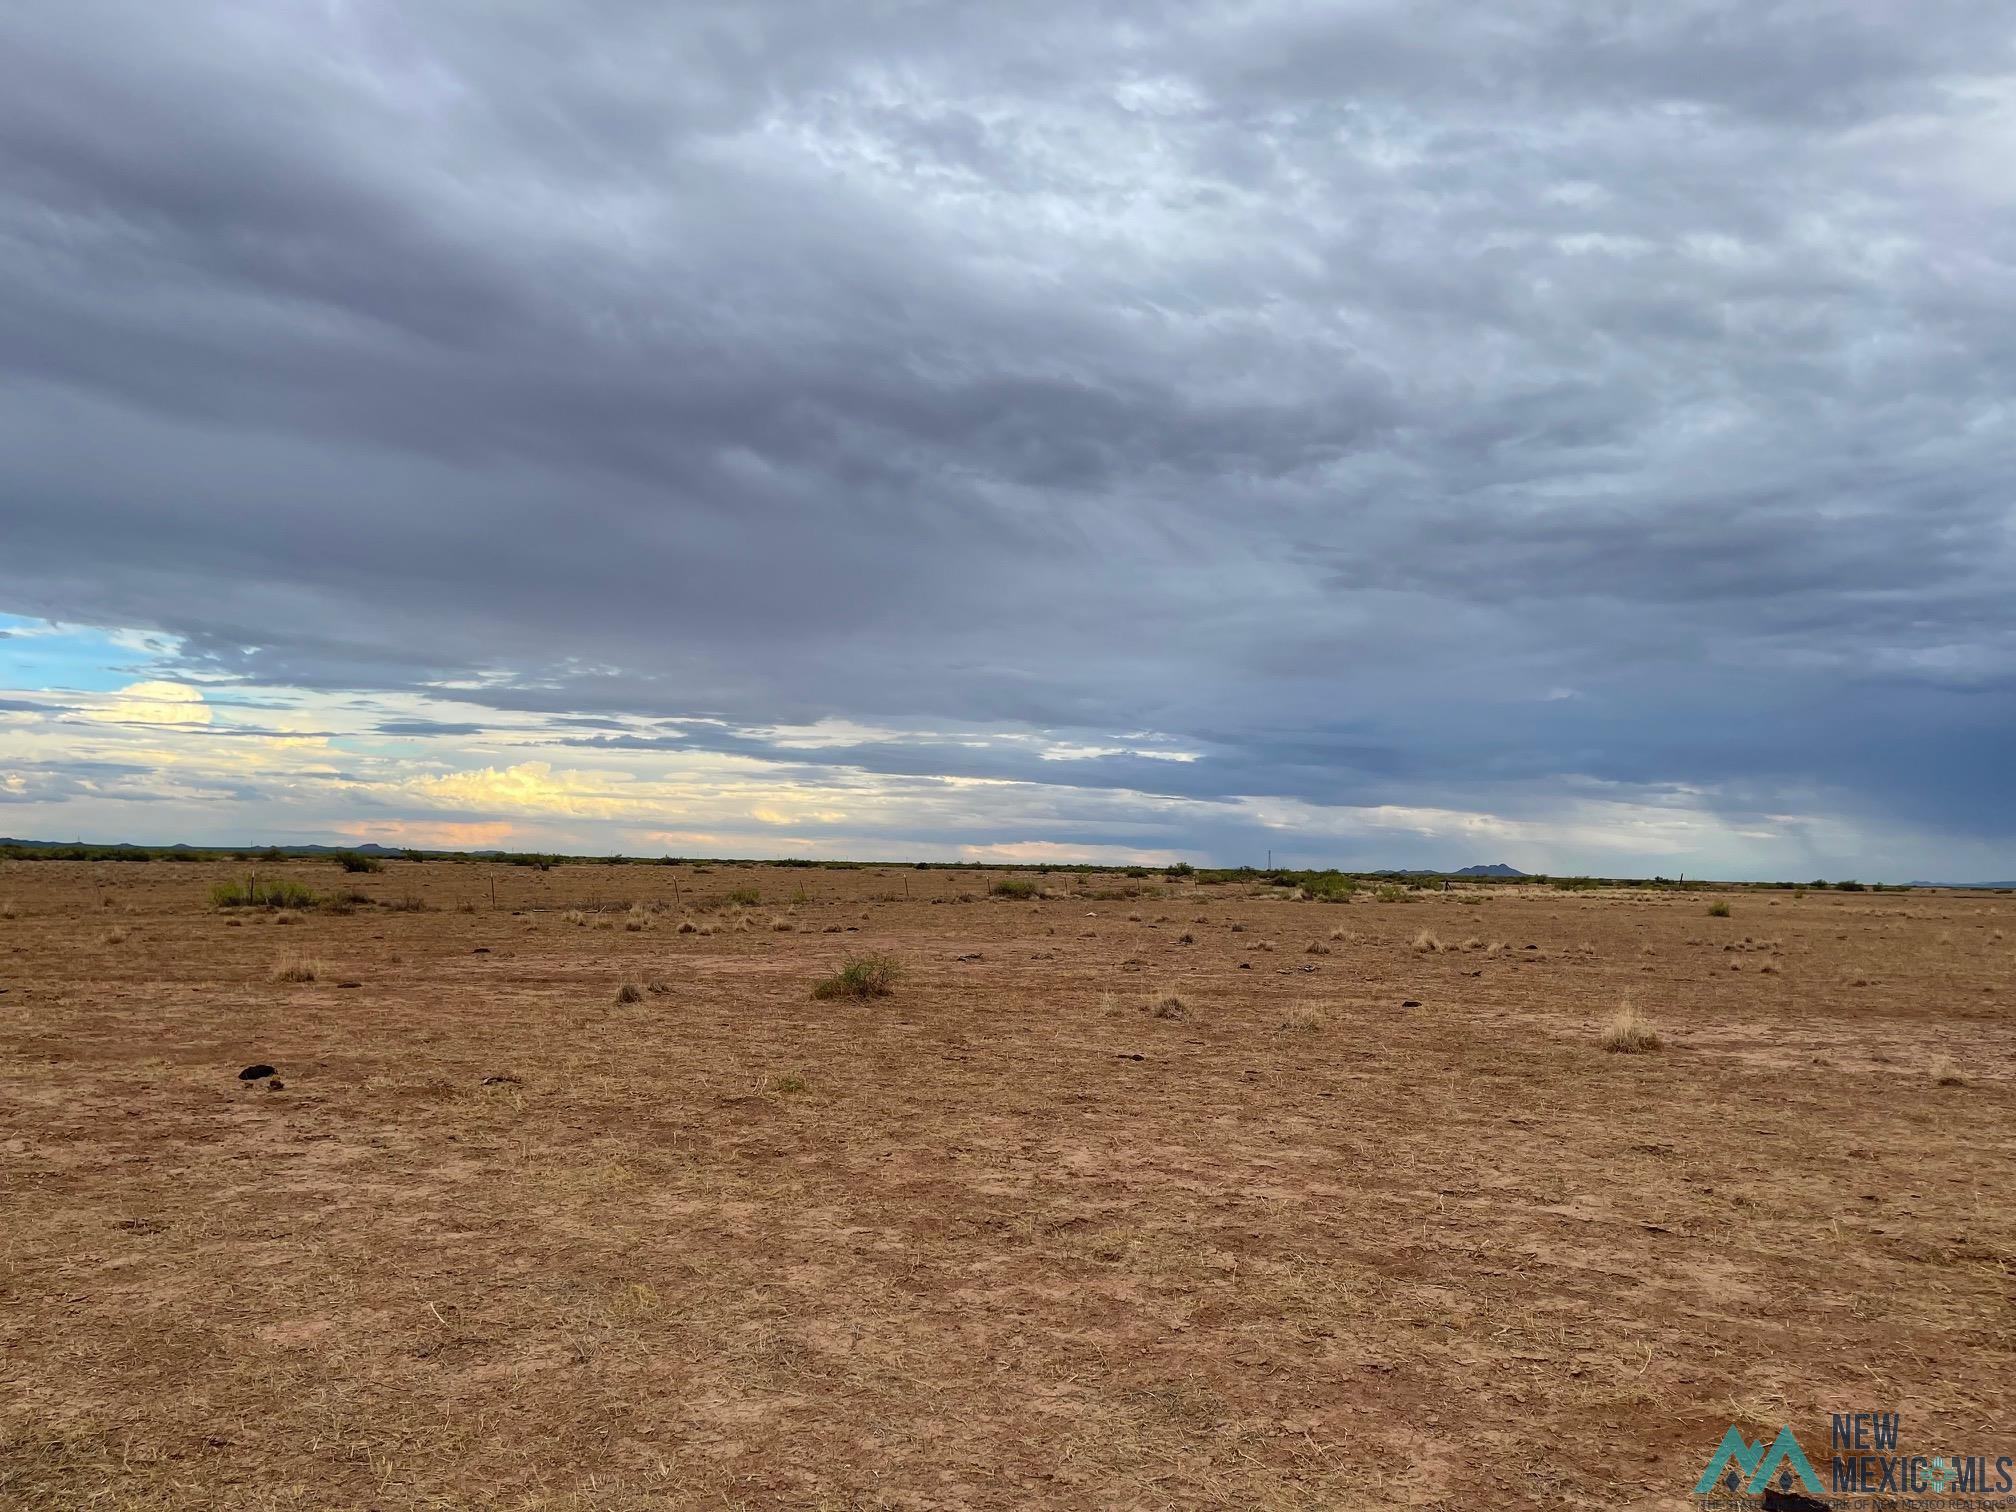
xmin=991 ymin=878 xmax=1038 ymax=899
xmin=1706 ymin=900 xmax=1731 ymax=917
xmin=1834 ymin=879 xmax=1867 ymax=892
xmin=725 ymin=885 xmax=761 ymax=906
xmin=811 ymin=955 xmax=902 ymax=1000
xmin=334 ymin=852 xmax=384 ymax=873
xmin=210 ymin=876 xmax=319 ymax=910
xmin=1373 ymin=883 xmax=1414 ymax=903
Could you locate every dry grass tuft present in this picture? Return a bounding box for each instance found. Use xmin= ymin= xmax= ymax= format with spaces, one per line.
xmin=0 ymin=898 xmax=16 ymax=920
xmin=1600 ymin=999 xmax=1661 ymax=1054
xmin=1305 ymin=940 xmax=1330 ymax=955
xmin=1706 ymin=900 xmax=1732 ymax=918
xmin=1148 ymin=990 xmax=1188 ymax=1020
xmin=623 ymin=905 xmax=650 ymax=932
xmin=272 ymin=952 xmax=323 ymax=983
xmin=1281 ymin=1001 xmax=1325 ymax=1031
xmin=770 ymin=915 xmax=794 ymax=932
xmin=563 ymin=908 xmax=588 ymax=926
xmin=614 ymin=980 xmax=645 ymax=1005
xmin=1411 ymin=929 xmax=1443 ymax=953
xmin=101 ymin=926 xmax=130 ymax=945
xmin=812 ymin=954 xmax=902 ymax=1000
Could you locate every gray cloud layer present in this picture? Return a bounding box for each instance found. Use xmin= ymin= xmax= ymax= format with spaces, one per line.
xmin=3 ymin=2 xmax=2013 ymax=859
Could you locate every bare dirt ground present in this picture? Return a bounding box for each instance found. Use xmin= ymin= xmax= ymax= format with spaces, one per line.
xmin=2 ymin=860 xmax=2011 ymax=1509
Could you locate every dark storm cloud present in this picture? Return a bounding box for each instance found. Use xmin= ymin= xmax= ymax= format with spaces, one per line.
xmin=375 ymin=720 xmax=490 ymax=737
xmin=2 ymin=1 xmax=2012 ymax=858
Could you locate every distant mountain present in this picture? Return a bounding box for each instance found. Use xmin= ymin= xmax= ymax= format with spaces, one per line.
xmin=0 ymin=837 xmax=407 ymax=856
xmin=1453 ymin=863 xmax=1527 ymax=877
xmin=1909 ymin=880 xmax=2016 ymax=890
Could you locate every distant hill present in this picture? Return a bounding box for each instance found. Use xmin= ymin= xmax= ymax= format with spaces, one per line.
xmin=1453 ymin=863 xmax=1527 ymax=878
xmin=1908 ymin=880 xmax=2016 ymax=890
xmin=0 ymin=837 xmax=408 ymax=857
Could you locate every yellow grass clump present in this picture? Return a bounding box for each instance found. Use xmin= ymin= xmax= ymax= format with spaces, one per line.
xmin=272 ymin=952 xmax=323 ymax=983
xmin=1600 ymin=999 xmax=1661 ymax=1054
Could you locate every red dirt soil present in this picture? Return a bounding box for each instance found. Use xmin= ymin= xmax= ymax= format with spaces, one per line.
xmin=2 ymin=861 xmax=2011 ymax=1508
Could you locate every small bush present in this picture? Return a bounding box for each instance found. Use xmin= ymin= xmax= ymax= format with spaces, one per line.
xmin=1706 ymin=900 xmax=1731 ymax=918
xmin=211 ymin=876 xmax=319 ymax=910
xmin=334 ymin=852 xmax=384 ymax=873
xmin=563 ymin=909 xmax=587 ymax=926
xmin=991 ymin=878 xmax=1038 ymax=900
xmin=725 ymin=886 xmax=761 ymax=906
xmin=1411 ymin=929 xmax=1443 ymax=953
xmin=1600 ymin=1000 xmax=1661 ymax=1054
xmin=101 ymin=926 xmax=130 ymax=945
xmin=812 ymin=954 xmax=902 ymax=1000
xmin=614 ymin=980 xmax=645 ymax=1004
xmin=272 ymin=953 xmax=323 ymax=983
xmin=1373 ymin=884 xmax=1413 ymax=903
xmin=0 ymin=898 xmax=17 ymax=920
xmin=1148 ymin=990 xmax=1187 ymax=1020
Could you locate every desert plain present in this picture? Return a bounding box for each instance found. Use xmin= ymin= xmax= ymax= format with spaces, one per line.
xmin=1 ymin=859 xmax=2011 ymax=1509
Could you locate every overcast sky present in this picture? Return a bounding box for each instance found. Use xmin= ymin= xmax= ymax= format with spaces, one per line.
xmin=3 ymin=2 xmax=2013 ymax=878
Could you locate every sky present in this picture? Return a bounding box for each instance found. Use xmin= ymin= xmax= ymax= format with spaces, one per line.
xmin=2 ymin=3 xmax=2013 ymax=880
